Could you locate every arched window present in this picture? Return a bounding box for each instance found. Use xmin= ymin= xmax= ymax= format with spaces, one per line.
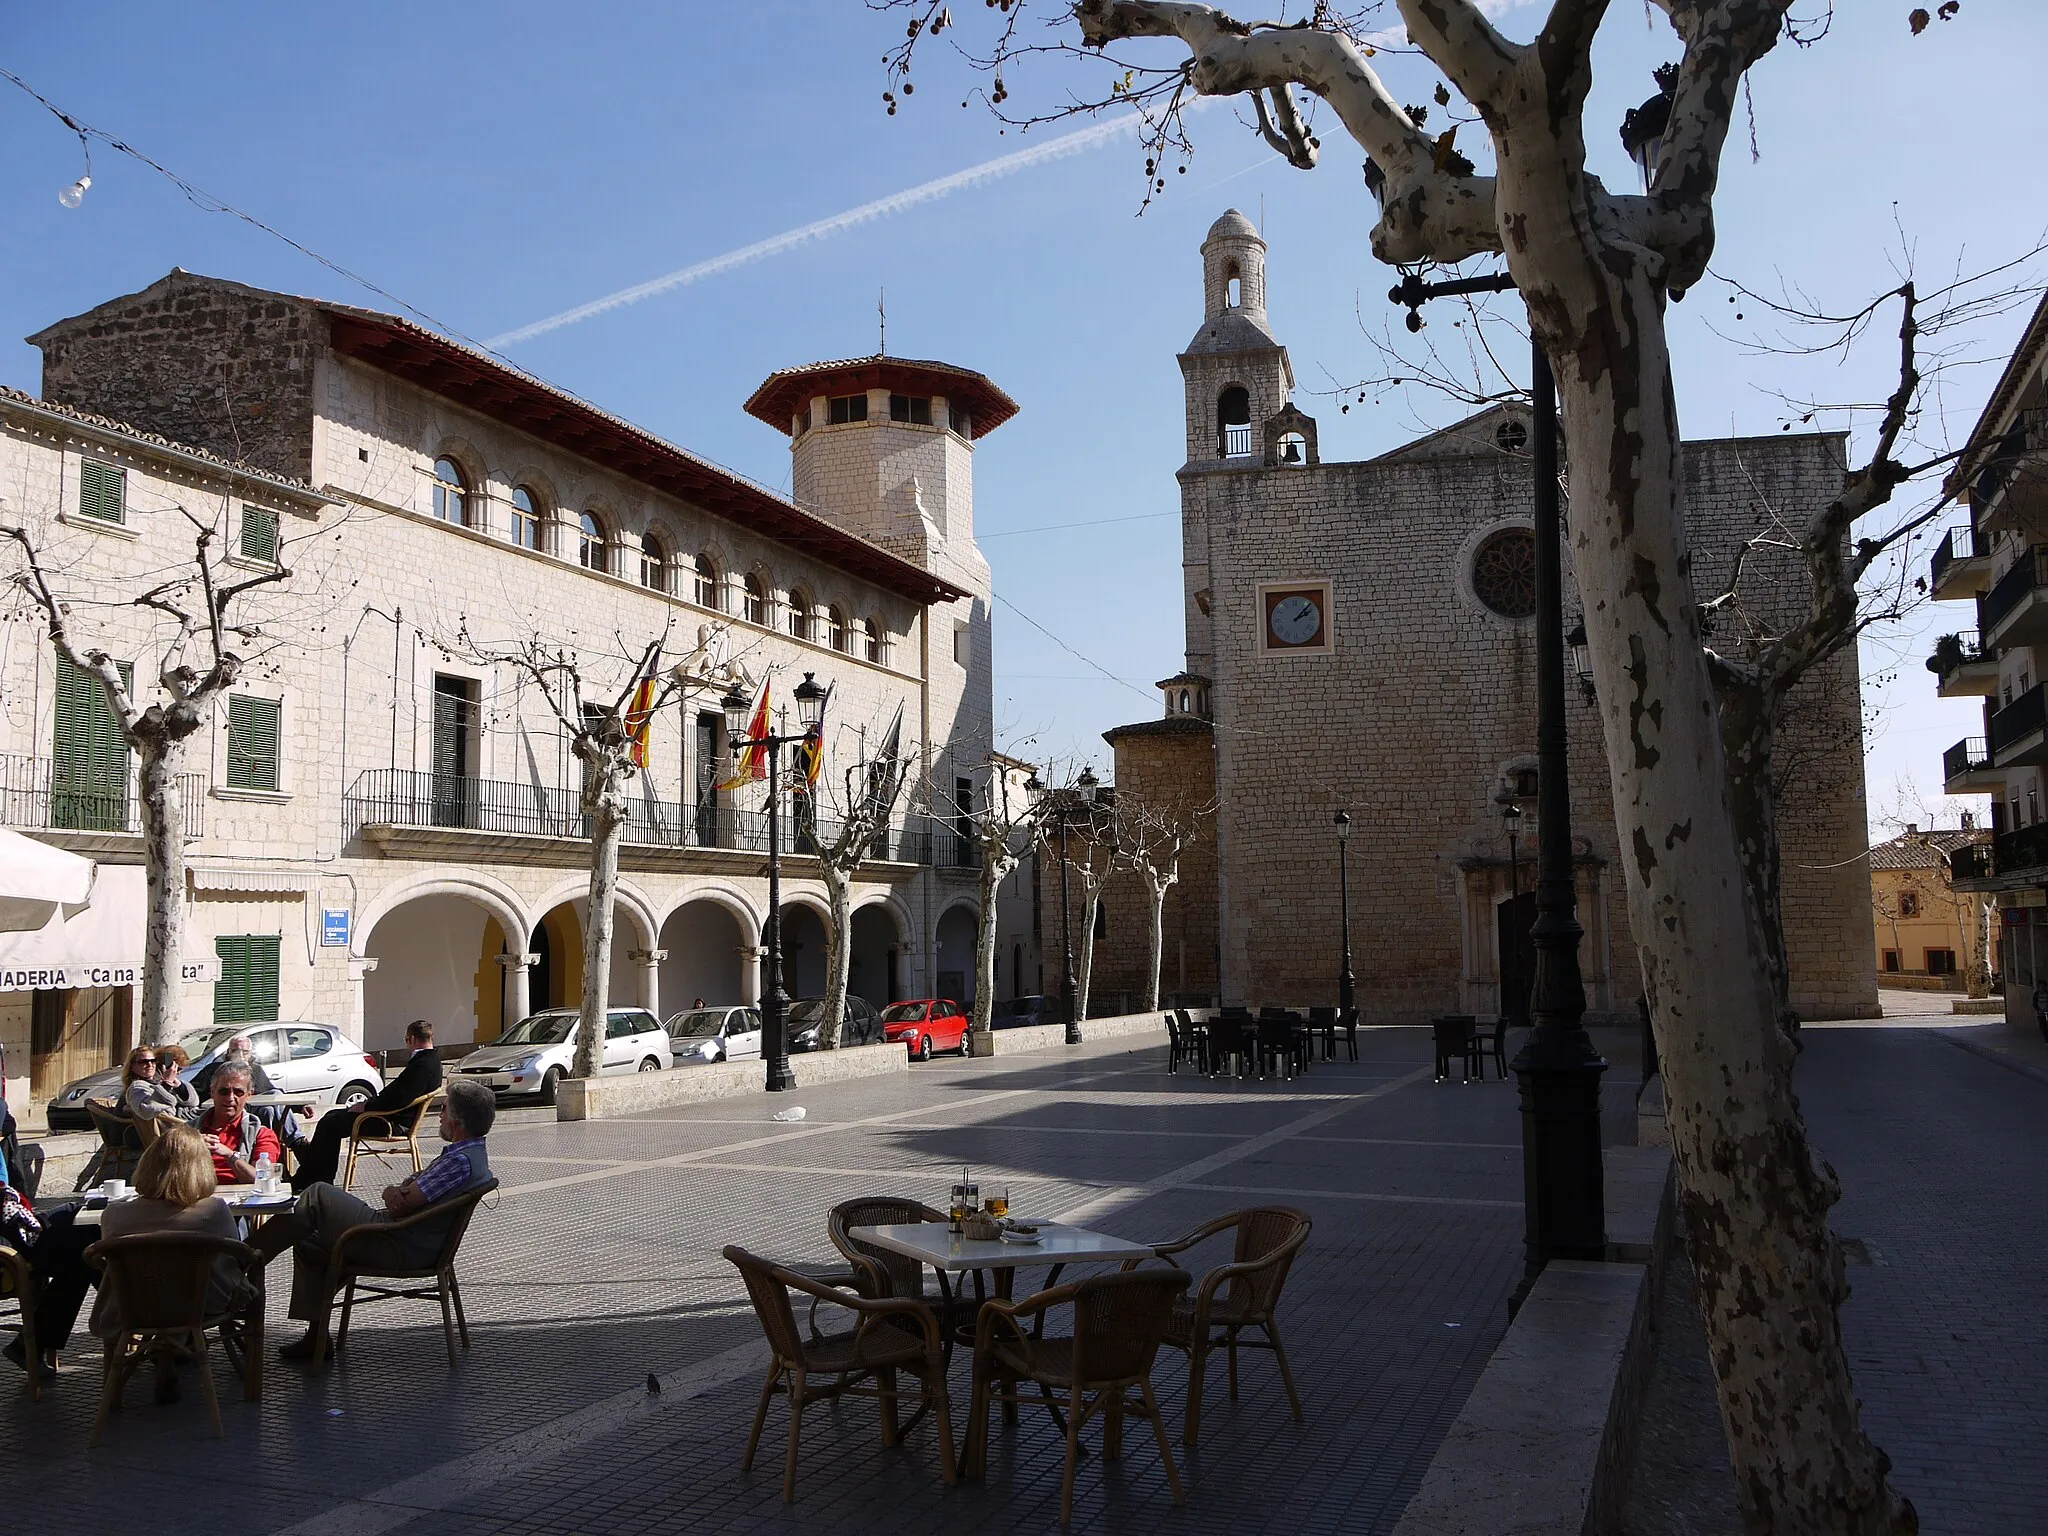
xmin=743 ymin=572 xmax=768 ymax=626
xmin=1225 ymin=262 xmax=1242 ymax=308
xmin=510 ymin=485 xmax=543 ymax=551
xmin=578 ymin=511 xmax=607 ymax=572
xmin=787 ymin=588 xmax=813 ymax=642
xmin=694 ymin=553 xmax=721 ymax=610
xmin=640 ymin=532 xmax=669 ymax=592
xmin=827 ymin=606 xmax=849 ymax=654
xmin=863 ymin=617 xmax=884 ymax=663
xmin=1217 ymin=387 xmax=1252 ymax=458
xmin=1180 ymin=689 xmax=1191 ymax=713
xmin=431 ymin=457 xmax=470 ymax=526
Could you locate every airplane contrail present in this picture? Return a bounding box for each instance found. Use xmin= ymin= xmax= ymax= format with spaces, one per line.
xmin=488 ymin=114 xmax=1150 ymax=347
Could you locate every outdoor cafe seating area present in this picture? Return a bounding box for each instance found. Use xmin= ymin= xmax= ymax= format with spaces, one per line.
xmin=729 ymin=1177 xmax=1312 ymax=1525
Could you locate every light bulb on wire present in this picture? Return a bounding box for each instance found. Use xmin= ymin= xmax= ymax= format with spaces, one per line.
xmin=58 ymin=174 xmax=90 ymax=209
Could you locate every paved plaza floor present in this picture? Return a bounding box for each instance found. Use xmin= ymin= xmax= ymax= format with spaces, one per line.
xmin=6 ymin=1027 xmax=1551 ymax=1536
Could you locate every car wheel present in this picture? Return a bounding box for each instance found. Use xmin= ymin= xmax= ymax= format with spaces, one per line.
xmin=914 ymin=1034 xmax=933 ymax=1062
xmin=335 ymin=1082 xmax=377 ymax=1112
xmin=959 ymin=1027 xmax=974 ymax=1056
xmin=540 ymin=1067 xmax=565 ymax=1105
xmin=639 ymin=1056 xmax=661 ymax=1072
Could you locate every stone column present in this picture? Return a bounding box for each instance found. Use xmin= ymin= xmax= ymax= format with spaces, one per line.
xmin=497 ymin=952 xmax=537 ymax=1034
xmin=345 ymin=956 xmax=379 ymax=1047
xmin=629 ymin=949 xmax=668 ymax=1019
xmin=740 ymin=945 xmax=765 ymax=1005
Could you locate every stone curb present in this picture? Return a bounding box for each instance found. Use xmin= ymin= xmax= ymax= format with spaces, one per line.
xmin=968 ymin=1009 xmax=1181 ymax=1056
xmin=1391 ymin=1147 xmax=1676 ymax=1536
xmin=555 ymin=1040 xmax=907 ymax=1121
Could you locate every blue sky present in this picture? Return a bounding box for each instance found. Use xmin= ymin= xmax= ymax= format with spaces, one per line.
xmin=1 ymin=2 xmax=2038 ymax=835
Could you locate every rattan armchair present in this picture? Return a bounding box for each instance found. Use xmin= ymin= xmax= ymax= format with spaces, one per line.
xmin=1128 ymin=1205 xmax=1310 ymax=1445
xmin=82 ymin=1231 xmax=263 ymax=1443
xmin=1 ymin=1238 xmax=39 ymax=1400
xmin=340 ymin=1088 xmax=444 ymax=1189
xmin=967 ymin=1268 xmax=1189 ymax=1525
xmin=80 ymin=1101 xmax=142 ymax=1189
xmin=827 ymin=1195 xmax=980 ymax=1344
xmin=724 ymin=1244 xmax=956 ymax=1503
xmin=313 ymin=1176 xmax=496 ymax=1369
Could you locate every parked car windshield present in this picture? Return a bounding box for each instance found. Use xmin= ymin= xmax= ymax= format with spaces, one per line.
xmin=786 ymin=1000 xmax=827 ymax=1023
xmin=879 ymin=1003 xmax=927 ymax=1023
xmin=668 ymin=1009 xmax=726 ymax=1038
xmin=499 ymin=1012 xmax=577 ymax=1046
xmin=175 ymin=1026 xmax=240 ymax=1059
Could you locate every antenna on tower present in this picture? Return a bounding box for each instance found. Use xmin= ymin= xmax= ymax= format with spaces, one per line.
xmin=1259 ymin=194 xmax=1265 ymax=235
xmin=878 ymin=289 xmax=887 ymax=357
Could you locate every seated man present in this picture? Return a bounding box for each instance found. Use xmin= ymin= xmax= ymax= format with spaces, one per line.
xmin=192 ymin=1037 xmax=277 ymax=1101
xmin=253 ymin=1077 xmax=494 ymax=1361
xmin=197 ymin=1061 xmax=282 ymax=1185
xmin=289 ymin=1019 xmax=442 ymax=1192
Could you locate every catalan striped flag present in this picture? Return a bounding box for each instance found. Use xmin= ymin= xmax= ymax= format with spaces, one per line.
xmin=717 ymin=677 xmax=771 ymax=791
xmin=623 ymin=649 xmax=662 ymax=769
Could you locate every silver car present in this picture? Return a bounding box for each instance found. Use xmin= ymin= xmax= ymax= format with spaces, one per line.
xmin=665 ymin=1005 xmax=762 ymax=1064
xmin=453 ymin=1008 xmax=672 ymax=1103
xmin=46 ymin=1021 xmax=382 ymax=1130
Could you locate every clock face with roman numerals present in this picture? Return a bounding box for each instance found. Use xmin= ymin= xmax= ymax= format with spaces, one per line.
xmin=1260 ymin=583 xmax=1332 ymax=653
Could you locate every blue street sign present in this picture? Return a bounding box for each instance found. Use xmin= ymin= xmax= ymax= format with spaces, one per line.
xmin=321 ymin=908 xmax=351 ymax=947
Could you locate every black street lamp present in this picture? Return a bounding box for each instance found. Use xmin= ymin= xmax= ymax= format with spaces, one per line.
xmin=1389 ymin=270 xmax=1609 ymax=1294
xmin=1497 ymin=790 xmax=1524 ymax=897
xmin=1334 ymin=810 xmax=1355 ymax=1017
xmin=723 ymin=669 xmax=828 ymax=1092
xmin=1045 ymin=767 xmax=1100 ymax=1045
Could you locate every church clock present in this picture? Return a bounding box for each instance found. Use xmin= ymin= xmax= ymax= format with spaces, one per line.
xmin=1258 ymin=581 xmax=1333 ymax=654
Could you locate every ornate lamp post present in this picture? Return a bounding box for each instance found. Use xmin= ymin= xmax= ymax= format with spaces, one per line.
xmin=1389 ymin=270 xmax=1608 ymax=1294
xmin=1497 ymin=791 xmax=1524 ymax=897
xmin=723 ymin=670 xmax=828 ymax=1092
xmin=1334 ymin=810 xmax=1355 ymax=1017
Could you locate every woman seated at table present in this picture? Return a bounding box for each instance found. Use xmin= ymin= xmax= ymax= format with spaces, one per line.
xmin=196 ymin=1061 xmax=281 ymax=1185
xmin=119 ymin=1045 xmax=197 ymax=1123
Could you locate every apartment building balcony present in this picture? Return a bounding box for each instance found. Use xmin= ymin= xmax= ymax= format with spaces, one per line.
xmin=1949 ymin=841 xmax=1996 ymax=886
xmin=1943 ymin=736 xmax=2000 ymax=795
xmin=1930 ymin=526 xmax=1992 ymax=601
xmin=341 ymin=769 xmax=977 ymax=875
xmin=1980 ymin=545 xmax=2048 ymax=650
xmin=1928 ymin=630 xmax=1997 ymax=698
xmin=1991 ymin=683 xmax=2048 ymax=769
xmin=0 ymin=754 xmax=205 ymax=853
xmin=1972 ymin=409 xmax=2048 ymax=536
xmin=1950 ymin=823 xmax=2048 ymax=892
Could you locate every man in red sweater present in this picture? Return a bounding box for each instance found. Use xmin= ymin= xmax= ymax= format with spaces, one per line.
xmin=198 ymin=1061 xmax=281 ymax=1184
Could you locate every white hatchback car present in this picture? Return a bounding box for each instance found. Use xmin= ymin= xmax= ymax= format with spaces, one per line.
xmin=452 ymin=1007 xmax=672 ymax=1104
xmin=665 ymin=1005 xmax=763 ymax=1064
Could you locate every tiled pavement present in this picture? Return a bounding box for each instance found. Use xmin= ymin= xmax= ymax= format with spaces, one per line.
xmin=1798 ymin=1020 xmax=2048 ymax=1534
xmin=6 ymin=1028 xmax=1563 ymax=1536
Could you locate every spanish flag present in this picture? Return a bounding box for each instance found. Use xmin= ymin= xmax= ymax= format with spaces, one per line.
xmin=717 ymin=678 xmax=771 ymax=791
xmin=623 ymin=651 xmax=662 ymax=769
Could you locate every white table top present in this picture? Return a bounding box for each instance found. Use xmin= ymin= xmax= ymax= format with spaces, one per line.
xmin=854 ymin=1221 xmax=1156 ymax=1272
xmin=75 ymin=1184 xmax=294 ymax=1225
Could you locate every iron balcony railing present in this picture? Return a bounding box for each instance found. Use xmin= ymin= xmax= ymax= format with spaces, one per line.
xmin=1927 ymin=629 xmax=1986 ymax=683
xmin=1991 ymin=683 xmax=2048 ymax=758
xmin=1993 ymin=822 xmax=2048 ymax=880
xmin=1943 ymin=737 xmax=1992 ymax=781
xmin=1949 ymin=842 xmax=1995 ymax=883
xmin=1220 ymin=422 xmax=1255 ymax=458
xmin=1930 ymin=526 xmax=1979 ymax=589
xmin=0 ymin=754 xmax=206 ymax=838
xmin=343 ymin=768 xmax=978 ymax=868
xmin=1980 ymin=545 xmax=2048 ymax=635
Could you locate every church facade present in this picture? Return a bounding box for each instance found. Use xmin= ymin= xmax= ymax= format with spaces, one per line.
xmin=1091 ymin=211 xmax=1877 ymax=1024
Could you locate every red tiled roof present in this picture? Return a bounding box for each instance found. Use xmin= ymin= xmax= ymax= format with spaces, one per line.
xmin=743 ymin=356 xmax=1018 ymax=439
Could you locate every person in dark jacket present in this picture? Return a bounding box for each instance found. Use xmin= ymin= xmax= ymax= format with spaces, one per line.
xmin=289 ymin=1020 xmax=443 ymax=1192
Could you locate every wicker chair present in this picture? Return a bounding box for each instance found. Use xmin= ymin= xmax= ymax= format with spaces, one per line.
xmin=340 ymin=1088 xmax=444 ymax=1189
xmin=82 ymin=1231 xmax=263 ymax=1443
xmin=724 ymin=1244 xmax=956 ymax=1503
xmin=828 ymin=1195 xmax=979 ymax=1346
xmin=1129 ymin=1205 xmax=1310 ymax=1445
xmin=967 ymin=1268 xmax=1189 ymax=1524
xmin=0 ymin=1238 xmax=39 ymax=1401
xmin=79 ymin=1101 xmax=142 ymax=1189
xmin=313 ymin=1177 xmax=496 ymax=1369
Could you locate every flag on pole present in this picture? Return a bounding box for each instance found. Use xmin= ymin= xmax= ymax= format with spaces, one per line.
xmin=623 ymin=646 xmax=662 ymax=769
xmin=716 ymin=677 xmax=772 ymax=790
xmin=863 ymin=701 xmax=907 ymax=821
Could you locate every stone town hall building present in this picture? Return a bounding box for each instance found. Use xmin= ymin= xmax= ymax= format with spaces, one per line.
xmin=1088 ymin=211 xmax=1877 ymax=1024
xmin=1 ymin=270 xmax=1010 ymax=1109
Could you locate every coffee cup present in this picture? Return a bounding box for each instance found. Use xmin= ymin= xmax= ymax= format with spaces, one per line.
xmin=102 ymin=1179 xmax=126 ymax=1199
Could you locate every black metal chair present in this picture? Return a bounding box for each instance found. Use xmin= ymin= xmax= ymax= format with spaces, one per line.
xmin=1477 ymin=1017 xmax=1509 ymax=1079
xmin=1306 ymin=1006 xmax=1337 ymax=1062
xmin=1207 ymin=1017 xmax=1254 ymax=1078
xmin=1431 ymin=1016 xmax=1482 ymax=1082
xmin=1166 ymin=1011 xmax=1207 ymax=1075
xmin=1335 ymin=1007 xmax=1361 ymax=1063
xmin=1255 ymin=1015 xmax=1309 ymax=1080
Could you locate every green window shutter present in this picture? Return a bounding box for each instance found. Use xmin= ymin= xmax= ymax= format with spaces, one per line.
xmin=214 ymin=935 xmax=281 ymax=1024
xmin=78 ymin=458 xmax=125 ymax=524
xmin=226 ymin=695 xmax=282 ymax=792
xmin=239 ymin=505 xmax=279 ymax=564
xmin=53 ymin=654 xmax=132 ymax=830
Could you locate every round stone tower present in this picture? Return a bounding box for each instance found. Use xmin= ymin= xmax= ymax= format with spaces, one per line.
xmin=1180 ymin=210 xmax=1294 ymax=467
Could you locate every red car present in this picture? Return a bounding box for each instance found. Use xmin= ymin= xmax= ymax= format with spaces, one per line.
xmin=882 ymin=999 xmax=971 ymax=1061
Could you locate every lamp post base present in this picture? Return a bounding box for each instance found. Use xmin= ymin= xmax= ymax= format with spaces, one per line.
xmin=1508 ymin=1035 xmax=1608 ymax=1309
xmin=765 ymin=1059 xmax=797 ymax=1093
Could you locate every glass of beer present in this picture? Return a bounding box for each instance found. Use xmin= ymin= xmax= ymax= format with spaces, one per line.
xmin=987 ymin=1187 xmax=1010 ymax=1219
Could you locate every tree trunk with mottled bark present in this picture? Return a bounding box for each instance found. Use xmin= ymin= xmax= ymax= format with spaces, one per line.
xmin=573 ymin=749 xmax=629 ymax=1082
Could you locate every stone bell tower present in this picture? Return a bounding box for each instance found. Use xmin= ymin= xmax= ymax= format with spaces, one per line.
xmin=1178 ymin=209 xmax=1294 ymax=467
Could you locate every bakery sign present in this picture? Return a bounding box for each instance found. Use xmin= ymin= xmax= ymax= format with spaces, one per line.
xmin=0 ymin=956 xmax=221 ymax=992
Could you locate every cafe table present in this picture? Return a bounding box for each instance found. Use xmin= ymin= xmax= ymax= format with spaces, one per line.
xmin=74 ymin=1182 xmax=295 ymax=1229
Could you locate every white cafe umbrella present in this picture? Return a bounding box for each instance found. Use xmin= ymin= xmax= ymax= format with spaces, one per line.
xmin=0 ymin=827 xmax=97 ymax=932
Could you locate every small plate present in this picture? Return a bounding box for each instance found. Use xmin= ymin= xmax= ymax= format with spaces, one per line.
xmin=999 ymin=1231 xmax=1043 ymax=1245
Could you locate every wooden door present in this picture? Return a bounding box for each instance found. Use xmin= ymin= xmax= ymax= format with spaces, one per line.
xmin=30 ymin=985 xmax=129 ymax=1098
